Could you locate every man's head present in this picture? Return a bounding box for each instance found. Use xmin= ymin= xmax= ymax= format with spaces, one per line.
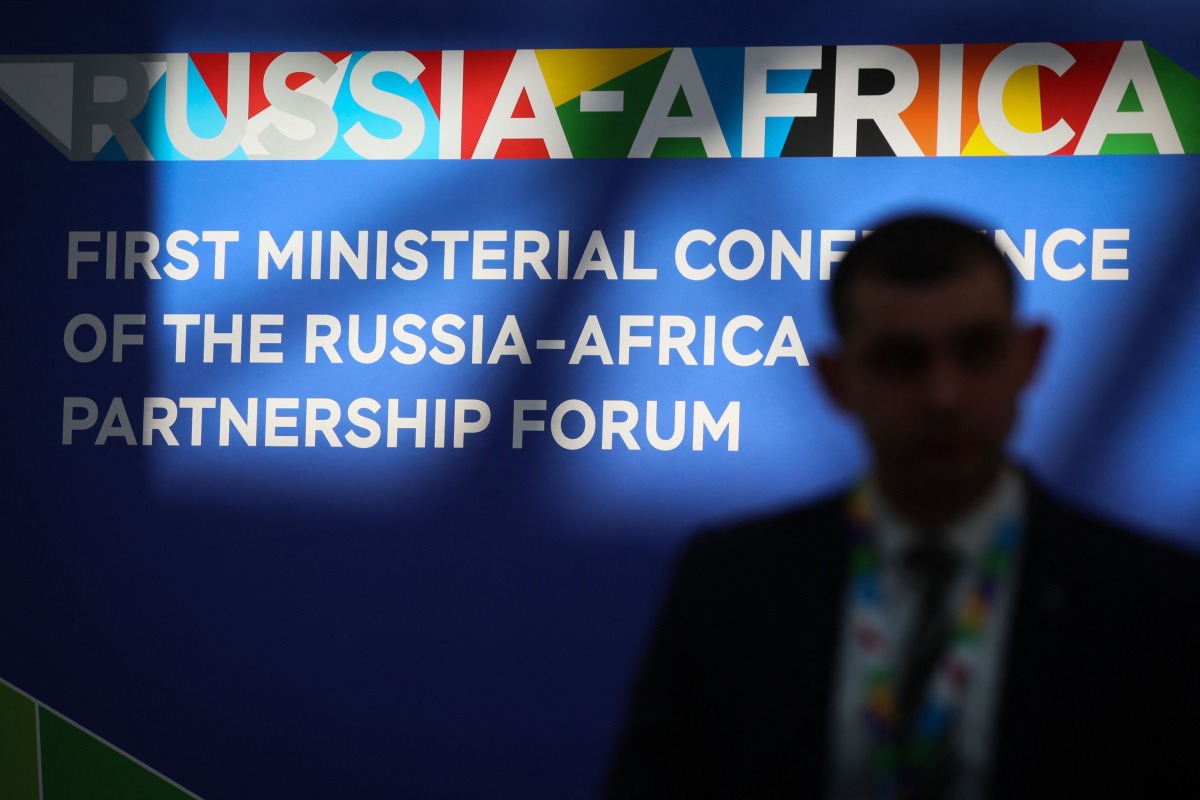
xmin=817 ymin=213 xmax=1046 ymax=523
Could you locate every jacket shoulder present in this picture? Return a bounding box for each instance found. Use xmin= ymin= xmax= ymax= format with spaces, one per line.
xmin=686 ymin=490 xmax=849 ymax=557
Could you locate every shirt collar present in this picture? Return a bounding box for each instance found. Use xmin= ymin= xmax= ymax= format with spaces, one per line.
xmin=868 ymin=466 xmax=1025 ymax=568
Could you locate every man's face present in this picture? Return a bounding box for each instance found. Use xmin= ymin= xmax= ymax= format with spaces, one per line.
xmin=818 ymin=262 xmax=1045 ymax=506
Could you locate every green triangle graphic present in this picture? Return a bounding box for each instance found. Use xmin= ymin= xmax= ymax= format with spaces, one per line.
xmin=650 ymin=137 xmax=710 ymax=158
xmin=1116 ymin=82 xmax=1144 ymax=113
xmin=1097 ymin=132 xmax=1160 ymax=154
xmin=556 ymin=51 xmax=672 ymax=158
xmin=1146 ymin=44 xmax=1200 ymax=153
xmin=40 ymin=708 xmax=200 ymax=800
xmin=0 ymin=678 xmax=202 ymax=800
xmin=0 ymin=682 xmax=40 ymax=800
xmin=667 ymin=87 xmax=693 ymax=117
xmin=1100 ymin=45 xmax=1200 ymax=155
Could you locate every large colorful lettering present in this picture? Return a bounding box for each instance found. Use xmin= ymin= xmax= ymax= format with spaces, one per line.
xmin=0 ymin=41 xmax=1196 ymax=160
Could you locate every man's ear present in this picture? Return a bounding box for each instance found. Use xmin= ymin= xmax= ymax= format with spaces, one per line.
xmin=815 ymin=350 xmax=851 ymax=411
xmin=1017 ymin=322 xmax=1049 ymax=387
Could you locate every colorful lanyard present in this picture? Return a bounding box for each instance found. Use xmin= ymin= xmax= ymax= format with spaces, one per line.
xmin=844 ymin=484 xmax=1020 ymax=799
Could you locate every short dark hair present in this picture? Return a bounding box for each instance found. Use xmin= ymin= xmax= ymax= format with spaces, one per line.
xmin=830 ymin=213 xmax=1014 ymax=336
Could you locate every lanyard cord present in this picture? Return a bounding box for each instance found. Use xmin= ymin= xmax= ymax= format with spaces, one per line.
xmin=845 ymin=485 xmax=1020 ymax=799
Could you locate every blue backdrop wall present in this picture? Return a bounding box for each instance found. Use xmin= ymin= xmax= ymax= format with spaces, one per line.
xmin=1 ymin=1 xmax=1198 ymax=798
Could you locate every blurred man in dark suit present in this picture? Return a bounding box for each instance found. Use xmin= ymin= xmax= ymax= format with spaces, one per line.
xmin=605 ymin=213 xmax=1200 ymax=799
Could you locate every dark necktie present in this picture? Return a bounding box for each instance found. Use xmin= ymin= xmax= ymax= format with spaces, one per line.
xmin=896 ymin=539 xmax=959 ymax=798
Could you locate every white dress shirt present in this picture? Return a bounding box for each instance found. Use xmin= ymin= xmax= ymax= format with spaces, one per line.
xmin=826 ymin=469 xmax=1026 ymax=800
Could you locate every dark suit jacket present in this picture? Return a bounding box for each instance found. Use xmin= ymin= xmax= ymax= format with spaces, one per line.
xmin=605 ymin=481 xmax=1200 ymax=799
